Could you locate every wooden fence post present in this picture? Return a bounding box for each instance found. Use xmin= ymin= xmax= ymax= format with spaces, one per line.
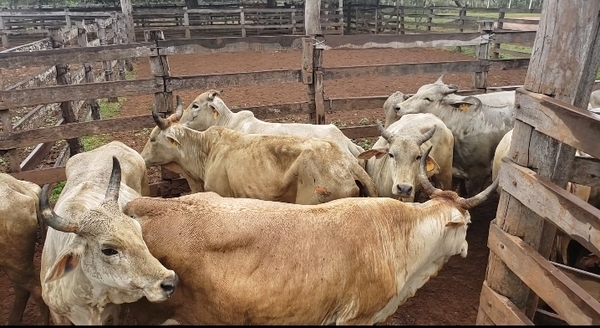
xmin=64 ymin=8 xmax=71 ymax=29
xmin=313 ymin=43 xmax=325 ymax=124
xmin=493 ymin=9 xmax=505 ymax=59
xmin=291 ymin=6 xmax=297 ymax=34
xmin=144 ymin=29 xmax=173 ymax=115
xmin=477 ymin=0 xmax=600 ymax=323
xmin=338 ymin=0 xmax=344 ymax=35
xmin=77 ymin=21 xmax=100 ymax=120
xmin=49 ymin=27 xmax=83 ymax=157
xmin=240 ymin=6 xmax=246 ymax=37
xmin=0 ymin=39 xmax=18 ymax=172
xmin=115 ymin=14 xmax=127 ymax=81
xmin=472 ymin=20 xmax=493 ymax=90
xmin=426 ymin=6 xmax=433 ymax=32
xmin=305 ymin=0 xmax=322 ymax=35
xmin=399 ymin=6 xmax=405 ymax=35
xmin=120 ymin=0 xmax=136 ymax=42
xmin=0 ymin=14 xmax=8 ymax=49
xmin=97 ymin=18 xmax=118 ymax=103
xmin=183 ymin=6 xmax=191 ymax=39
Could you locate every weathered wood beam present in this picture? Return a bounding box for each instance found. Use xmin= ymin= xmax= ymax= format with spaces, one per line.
xmin=478 ymin=281 xmax=534 ymax=325
xmin=322 ymin=60 xmax=481 ymax=80
xmin=165 ymin=70 xmax=301 ymax=92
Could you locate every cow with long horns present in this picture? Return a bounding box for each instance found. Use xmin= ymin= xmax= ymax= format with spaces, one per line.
xmin=141 ymin=99 xmax=378 ymax=204
xmin=121 ymin=146 xmax=499 ymax=325
xmin=39 ymin=141 xmax=179 ymax=325
xmin=358 ymin=114 xmax=454 ymax=202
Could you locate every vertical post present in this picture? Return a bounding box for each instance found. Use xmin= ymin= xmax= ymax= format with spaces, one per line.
xmin=97 ymin=18 xmax=118 ymax=103
xmin=120 ymin=0 xmax=136 ymax=42
xmin=64 ymin=8 xmax=71 ymax=29
xmin=183 ymin=6 xmax=190 ymax=39
xmin=373 ymin=8 xmax=378 ymax=34
xmin=426 ymin=7 xmax=433 ymax=32
xmin=116 ymin=15 xmax=127 ymax=81
xmin=144 ymin=29 xmax=173 ymax=115
xmin=305 ymin=0 xmax=322 ymax=35
xmin=291 ymin=6 xmax=297 ymax=34
xmin=455 ymin=7 xmax=466 ymax=52
xmin=240 ymin=6 xmax=246 ymax=37
xmin=77 ymin=21 xmax=101 ymax=120
xmin=472 ymin=20 xmax=493 ymax=90
xmin=313 ymin=44 xmax=325 ymax=124
xmin=492 ymin=9 xmax=504 ymax=59
xmin=338 ymin=0 xmax=344 ymax=35
xmin=0 ymin=14 xmax=8 ymax=49
xmin=0 ymin=44 xmax=18 ymax=172
xmin=49 ymin=27 xmax=83 ymax=157
xmin=399 ymin=6 xmax=404 ymax=35
xmin=477 ymin=0 xmax=600 ymax=323
xmin=395 ymin=0 xmax=400 ymax=34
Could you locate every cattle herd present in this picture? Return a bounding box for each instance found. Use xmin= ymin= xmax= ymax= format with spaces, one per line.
xmin=1 ymin=76 xmax=599 ymax=325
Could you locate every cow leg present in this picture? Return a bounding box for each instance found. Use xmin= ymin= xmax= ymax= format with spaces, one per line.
xmin=4 ymin=266 xmax=48 ymax=325
xmin=7 ymin=283 xmax=29 ymax=325
xmin=466 ymin=172 xmax=489 ymax=197
xmin=51 ymin=311 xmax=72 ymax=325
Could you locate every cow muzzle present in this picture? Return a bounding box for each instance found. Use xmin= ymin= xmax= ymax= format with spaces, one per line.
xmin=160 ymin=272 xmax=179 ymax=298
xmin=144 ymin=271 xmax=179 ymax=302
xmin=394 ymin=183 xmax=413 ymax=198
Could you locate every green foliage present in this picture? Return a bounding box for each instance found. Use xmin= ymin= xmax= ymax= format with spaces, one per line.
xmin=50 ymin=181 xmax=65 ymax=203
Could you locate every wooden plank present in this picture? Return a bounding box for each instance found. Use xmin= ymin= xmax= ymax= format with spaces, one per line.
xmin=322 ymin=60 xmax=481 ymax=80
xmin=9 ymin=166 xmax=66 ymax=185
xmin=0 ymin=114 xmax=155 ymax=150
xmin=165 ymin=70 xmax=301 ymax=92
xmin=570 ymin=156 xmax=600 ymax=188
xmin=515 ymin=88 xmax=600 ymax=160
xmin=478 ymin=281 xmax=534 ymax=325
xmin=487 ymin=223 xmax=600 ymax=325
xmin=0 ymin=37 xmax=51 ymax=53
xmin=499 ymin=158 xmax=600 ymax=263
xmin=0 ymin=42 xmax=154 ymax=69
xmin=158 ymin=35 xmax=304 ymax=55
xmin=490 ymin=58 xmax=530 ymax=70
xmin=492 ymin=47 xmax=530 ymax=58
xmin=533 ymin=309 xmax=567 ymax=326
xmin=1 ymin=11 xmax=112 ymax=17
xmin=0 ymin=78 xmax=161 ymax=110
xmin=237 ymin=101 xmax=310 ymax=119
xmin=322 ymin=32 xmax=484 ymax=49
xmin=339 ymin=124 xmax=380 ymax=139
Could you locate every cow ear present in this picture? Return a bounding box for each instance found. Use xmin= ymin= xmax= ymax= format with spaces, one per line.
xmin=45 ymin=238 xmax=86 ymax=283
xmin=445 ymin=215 xmax=466 ymax=227
xmin=358 ymin=148 xmax=387 ymax=160
xmin=445 ymin=96 xmax=478 ymax=111
xmin=426 ymin=156 xmax=440 ymax=175
xmin=164 ymin=131 xmax=181 ymax=148
xmin=210 ymin=105 xmax=220 ymax=120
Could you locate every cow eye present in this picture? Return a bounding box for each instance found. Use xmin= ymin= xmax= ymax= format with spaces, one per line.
xmin=416 ymin=155 xmax=422 ymax=161
xmin=150 ymin=138 xmax=156 ymax=142
xmin=192 ymin=104 xmax=199 ymax=109
xmin=388 ymin=153 xmax=394 ymax=158
xmin=102 ymin=248 xmax=119 ymax=256
xmin=424 ymin=97 xmax=432 ymax=102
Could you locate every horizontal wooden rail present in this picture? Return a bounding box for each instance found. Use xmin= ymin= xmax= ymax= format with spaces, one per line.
xmin=0 ymin=42 xmax=154 ymax=69
xmin=166 ymin=69 xmax=302 ymax=92
xmin=9 ymin=166 xmax=66 ymax=185
xmin=322 ymin=60 xmax=481 ymax=80
xmin=478 ymin=281 xmax=534 ymax=325
xmin=0 ymin=78 xmax=161 ymax=110
xmin=487 ymin=223 xmax=600 ymax=325
xmin=515 ymin=88 xmax=600 ymax=160
xmin=0 ymin=11 xmax=113 ymax=17
xmin=499 ymin=158 xmax=600 ymax=262
xmin=570 ymin=156 xmax=600 ymax=188
xmin=322 ymin=32 xmax=483 ymax=49
xmin=158 ymin=35 xmax=303 ymax=55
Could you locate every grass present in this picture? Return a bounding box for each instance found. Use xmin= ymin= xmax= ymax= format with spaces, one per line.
xmin=50 ymin=181 xmax=65 ymax=203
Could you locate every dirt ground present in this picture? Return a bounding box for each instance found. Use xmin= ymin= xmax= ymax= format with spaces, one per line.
xmin=0 ymin=45 xmax=528 ymax=325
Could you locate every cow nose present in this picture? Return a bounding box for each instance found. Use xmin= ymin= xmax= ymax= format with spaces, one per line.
xmin=160 ymin=273 xmax=179 ymax=298
xmin=394 ymin=105 xmax=401 ymax=112
xmin=396 ymin=184 xmax=413 ymax=196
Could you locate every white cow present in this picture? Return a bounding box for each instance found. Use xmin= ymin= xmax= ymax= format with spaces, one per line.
xmin=121 ymin=148 xmax=499 ymax=325
xmin=40 ymin=141 xmax=179 ymax=325
xmin=588 ymin=89 xmax=600 ymax=110
xmin=383 ymin=90 xmax=410 ymax=128
xmin=358 ymin=114 xmax=454 ymax=202
xmin=141 ymin=106 xmax=378 ymax=205
xmin=393 ymin=76 xmax=515 ymax=197
xmin=0 ymin=174 xmax=49 ymax=325
xmin=176 ymin=90 xmax=366 ymax=165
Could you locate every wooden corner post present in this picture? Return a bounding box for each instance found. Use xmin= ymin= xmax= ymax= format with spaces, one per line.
xmin=120 ymin=0 xmax=135 ymax=43
xmin=477 ymin=0 xmax=600 ymax=324
xmin=303 ymin=0 xmax=325 ymax=124
xmin=472 ymin=20 xmax=493 ymax=90
xmin=49 ymin=27 xmax=83 ymax=157
xmin=144 ymin=29 xmax=173 ymax=115
xmin=76 ymin=21 xmax=100 ymax=120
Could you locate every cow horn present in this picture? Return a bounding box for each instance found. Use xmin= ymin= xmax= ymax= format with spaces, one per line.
xmin=376 ymin=119 xmax=395 ymax=143
xmin=152 ymin=103 xmax=169 ymax=130
xmin=460 ymin=178 xmax=499 ymax=210
xmin=416 ymin=125 xmax=436 ymax=146
xmin=104 ymin=156 xmax=121 ymax=202
xmin=435 ymin=75 xmax=445 ymax=84
xmin=39 ymin=184 xmax=80 ymax=233
xmin=443 ymin=84 xmax=459 ymax=94
xmin=418 ymin=146 xmax=441 ymax=196
xmin=175 ymin=95 xmax=184 ymax=120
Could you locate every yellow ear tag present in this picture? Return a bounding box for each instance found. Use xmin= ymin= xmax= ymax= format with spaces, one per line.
xmin=171 ymin=140 xmax=178 ymax=148
xmin=426 ymin=158 xmax=435 ymax=172
xmin=459 ymin=103 xmax=470 ymax=111
xmin=212 ymin=109 xmax=219 ymax=120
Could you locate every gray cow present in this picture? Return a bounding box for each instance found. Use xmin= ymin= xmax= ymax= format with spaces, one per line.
xmin=393 ymin=76 xmax=515 ymax=196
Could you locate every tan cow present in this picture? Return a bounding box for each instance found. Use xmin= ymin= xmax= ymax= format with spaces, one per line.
xmin=121 ymin=147 xmax=498 ymax=325
xmin=358 ymin=115 xmax=454 ymax=202
xmin=40 ymin=141 xmax=179 ymax=325
xmin=141 ymin=104 xmax=378 ymax=204
xmin=383 ymin=90 xmax=410 ymax=128
xmin=176 ymin=91 xmax=366 ymax=165
xmin=0 ymin=174 xmax=49 ymax=325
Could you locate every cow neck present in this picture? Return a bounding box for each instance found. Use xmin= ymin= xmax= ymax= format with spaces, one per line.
xmin=177 ymin=126 xmax=220 ymax=182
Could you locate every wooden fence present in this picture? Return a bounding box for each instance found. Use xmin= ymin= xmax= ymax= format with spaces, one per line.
xmin=0 ymin=14 xmax=126 ymax=176
xmin=0 ymin=25 xmax=537 ymax=196
xmin=476 ymin=1 xmax=600 ymax=325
